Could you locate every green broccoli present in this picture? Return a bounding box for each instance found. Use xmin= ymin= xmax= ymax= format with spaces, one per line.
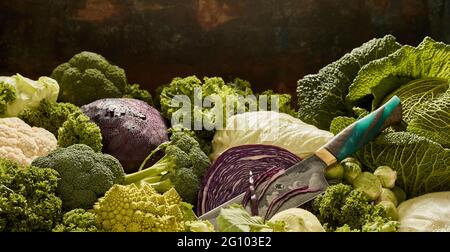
xmin=123 ymin=83 xmax=153 ymax=105
xmin=53 ymin=209 xmax=98 ymax=232
xmin=312 ymin=183 xmax=398 ymax=232
xmin=168 ymin=125 xmax=212 ymax=157
xmin=0 ymin=158 xmax=62 ymax=232
xmin=124 ymin=132 xmax=211 ymax=204
xmin=0 ymin=81 xmax=16 ymax=116
xmin=51 ymin=51 xmax=128 ymax=106
xmin=18 ymin=99 xmax=81 ymax=137
xmin=57 ymin=111 xmax=103 ymax=152
xmin=258 ymin=90 xmax=296 ymax=116
xmin=31 ymin=144 xmax=125 ymax=210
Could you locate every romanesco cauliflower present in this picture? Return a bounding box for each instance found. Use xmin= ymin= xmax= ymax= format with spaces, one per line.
xmin=92 ymin=184 xmax=197 ymax=232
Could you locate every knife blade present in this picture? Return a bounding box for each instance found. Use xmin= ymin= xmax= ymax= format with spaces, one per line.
xmin=199 ymin=95 xmax=403 ymax=222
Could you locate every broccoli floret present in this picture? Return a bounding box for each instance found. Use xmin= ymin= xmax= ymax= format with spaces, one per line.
xmin=51 ymin=51 xmax=127 ymax=106
xmin=123 ymin=83 xmax=153 ymax=105
xmin=57 ymin=111 xmax=103 ymax=152
xmin=312 ymin=183 xmax=398 ymax=232
xmin=53 ymin=209 xmax=98 ymax=232
xmin=124 ymin=132 xmax=211 ymax=204
xmin=169 ymin=126 xmax=212 ymax=154
xmin=0 ymin=158 xmax=62 ymax=232
xmin=0 ymin=81 xmax=16 ymax=116
xmin=92 ymin=184 xmax=196 ymax=232
xmin=19 ymin=99 xmax=81 ymax=137
xmin=31 ymin=144 xmax=125 ymax=210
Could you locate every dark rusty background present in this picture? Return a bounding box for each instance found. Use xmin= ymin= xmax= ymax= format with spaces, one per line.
xmin=0 ymin=0 xmax=449 ymax=98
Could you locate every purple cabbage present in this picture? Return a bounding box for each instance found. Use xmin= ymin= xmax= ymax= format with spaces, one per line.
xmin=198 ymin=144 xmax=302 ymax=215
xmin=80 ymin=98 xmax=169 ymax=173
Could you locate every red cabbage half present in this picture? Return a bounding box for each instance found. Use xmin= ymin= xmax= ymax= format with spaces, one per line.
xmin=198 ymin=144 xmax=302 ymax=215
xmin=81 ymin=98 xmax=169 ymax=173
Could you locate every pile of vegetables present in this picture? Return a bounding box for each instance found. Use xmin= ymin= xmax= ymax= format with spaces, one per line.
xmin=0 ymin=34 xmax=449 ymax=232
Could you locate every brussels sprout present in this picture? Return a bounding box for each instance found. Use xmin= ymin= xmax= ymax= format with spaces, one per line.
xmin=353 ymin=172 xmax=382 ymax=201
xmin=341 ymin=157 xmax=361 ymax=167
xmin=391 ymin=186 xmax=407 ymax=205
xmin=325 ymin=163 xmax=344 ymax=181
xmin=376 ymin=188 xmax=398 ymax=207
xmin=373 ymin=166 xmax=397 ymax=189
xmin=341 ymin=158 xmax=362 ymax=184
xmin=378 ymin=201 xmax=399 ymax=221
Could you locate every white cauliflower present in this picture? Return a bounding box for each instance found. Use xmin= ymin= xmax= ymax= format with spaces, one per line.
xmin=0 ymin=117 xmax=57 ymax=166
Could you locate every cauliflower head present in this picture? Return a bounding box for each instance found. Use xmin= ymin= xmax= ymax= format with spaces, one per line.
xmin=0 ymin=117 xmax=57 ymax=166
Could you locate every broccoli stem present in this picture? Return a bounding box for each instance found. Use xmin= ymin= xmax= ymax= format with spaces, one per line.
xmin=146 ymin=179 xmax=174 ymax=193
xmin=138 ymin=141 xmax=170 ymax=171
xmin=124 ymin=156 xmax=176 ymax=184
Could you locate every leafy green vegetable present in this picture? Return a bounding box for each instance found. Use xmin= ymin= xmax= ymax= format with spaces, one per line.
xmin=406 ymin=88 xmax=450 ymax=147
xmin=347 ymin=37 xmax=450 ymax=106
xmin=331 ymin=116 xmax=450 ymax=197
xmin=324 ymin=36 xmax=450 ymax=198
xmin=356 ymin=132 xmax=450 ymax=197
xmin=217 ymin=204 xmax=274 ymax=232
xmin=57 ymin=111 xmax=103 ymax=152
xmin=0 ymin=74 xmax=59 ymax=117
xmin=0 ymin=158 xmax=62 ymax=231
xmin=297 ymin=35 xmax=401 ymax=129
xmin=53 ymin=209 xmax=98 ymax=232
xmin=32 ymin=144 xmax=125 ymax=210
xmin=347 ymin=37 xmax=450 ymax=147
xmin=19 ymin=99 xmax=81 ymax=137
xmin=158 ymin=76 xmax=256 ymax=152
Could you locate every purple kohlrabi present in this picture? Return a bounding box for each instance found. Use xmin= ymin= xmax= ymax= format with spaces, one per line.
xmin=81 ymin=98 xmax=169 ymax=173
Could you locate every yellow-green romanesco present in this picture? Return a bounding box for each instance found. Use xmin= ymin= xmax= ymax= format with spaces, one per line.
xmin=92 ymin=184 xmax=196 ymax=232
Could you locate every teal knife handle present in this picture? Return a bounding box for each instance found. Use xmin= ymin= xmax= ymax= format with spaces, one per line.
xmin=324 ymin=96 xmax=402 ymax=162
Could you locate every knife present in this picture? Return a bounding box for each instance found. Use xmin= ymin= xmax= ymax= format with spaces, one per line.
xmin=200 ymin=95 xmax=403 ymax=223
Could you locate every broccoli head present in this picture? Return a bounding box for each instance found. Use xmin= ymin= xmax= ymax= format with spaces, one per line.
xmin=51 ymin=51 xmax=127 ymax=106
xmin=0 ymin=81 xmax=16 ymax=116
xmin=312 ymin=183 xmax=398 ymax=232
xmin=0 ymin=158 xmax=62 ymax=232
xmin=19 ymin=99 xmax=81 ymax=137
xmin=31 ymin=144 xmax=125 ymax=210
xmin=57 ymin=111 xmax=103 ymax=152
xmin=124 ymin=131 xmax=211 ymax=204
xmin=92 ymin=184 xmax=197 ymax=232
xmin=53 ymin=209 xmax=99 ymax=232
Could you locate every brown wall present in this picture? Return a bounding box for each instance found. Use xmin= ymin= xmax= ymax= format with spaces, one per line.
xmin=0 ymin=0 xmax=449 ymax=98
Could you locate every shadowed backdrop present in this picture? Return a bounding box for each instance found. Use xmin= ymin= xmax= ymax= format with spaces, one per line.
xmin=0 ymin=0 xmax=449 ymax=99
